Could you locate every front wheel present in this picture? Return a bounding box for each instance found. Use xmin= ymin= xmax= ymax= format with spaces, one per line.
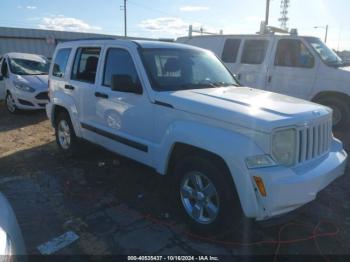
xmin=173 ymin=154 xmax=243 ymax=234
xmin=5 ymin=92 xmax=19 ymax=114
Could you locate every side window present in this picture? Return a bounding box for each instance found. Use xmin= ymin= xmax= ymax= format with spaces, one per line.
xmin=52 ymin=48 xmax=71 ymax=78
xmin=221 ymin=39 xmax=241 ymax=63
xmin=72 ymin=47 xmax=101 ymax=83
xmin=241 ymin=40 xmax=269 ymax=65
xmin=103 ymin=48 xmax=139 ymax=88
xmin=1 ymin=59 xmax=9 ymax=77
xmin=275 ymin=39 xmax=315 ymax=68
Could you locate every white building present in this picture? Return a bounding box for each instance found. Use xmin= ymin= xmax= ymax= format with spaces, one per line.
xmin=0 ymin=27 xmax=147 ymax=59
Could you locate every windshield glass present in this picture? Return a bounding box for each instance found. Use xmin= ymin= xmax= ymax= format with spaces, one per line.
xmin=141 ymin=48 xmax=238 ymax=91
xmin=9 ymin=57 xmax=50 ymax=75
xmin=305 ymin=37 xmax=343 ymax=67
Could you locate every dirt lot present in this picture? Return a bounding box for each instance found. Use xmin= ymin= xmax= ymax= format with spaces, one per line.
xmin=0 ymin=101 xmax=349 ymax=260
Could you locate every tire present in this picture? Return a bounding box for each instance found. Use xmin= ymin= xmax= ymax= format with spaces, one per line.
xmin=55 ymin=112 xmax=79 ymax=155
xmin=316 ymin=97 xmax=350 ymax=130
xmin=5 ymin=92 xmax=19 ymax=114
xmin=172 ymin=153 xmax=243 ymax=235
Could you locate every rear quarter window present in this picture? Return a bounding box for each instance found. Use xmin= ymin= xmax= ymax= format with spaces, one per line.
xmin=52 ymin=48 xmax=72 ymax=78
xmin=221 ymin=39 xmax=241 ymax=63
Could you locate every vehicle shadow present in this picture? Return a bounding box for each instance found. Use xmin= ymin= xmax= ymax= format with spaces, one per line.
xmin=1 ymin=141 xmax=349 ymax=255
xmin=0 ymin=102 xmax=48 ymax=132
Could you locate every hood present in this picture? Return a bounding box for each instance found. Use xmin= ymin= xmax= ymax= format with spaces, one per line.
xmin=155 ymin=86 xmax=331 ymax=132
xmin=14 ymin=74 xmax=48 ymax=91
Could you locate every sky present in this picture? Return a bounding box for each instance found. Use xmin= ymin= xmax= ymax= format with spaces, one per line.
xmin=1 ymin=0 xmax=350 ymax=50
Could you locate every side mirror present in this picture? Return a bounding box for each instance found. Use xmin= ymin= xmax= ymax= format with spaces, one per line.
xmin=111 ymin=74 xmax=142 ymax=94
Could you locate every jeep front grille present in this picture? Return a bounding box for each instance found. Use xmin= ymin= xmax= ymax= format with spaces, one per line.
xmin=297 ymin=118 xmax=332 ymax=164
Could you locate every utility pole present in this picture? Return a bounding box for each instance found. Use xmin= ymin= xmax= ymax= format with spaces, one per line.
xmin=265 ymin=0 xmax=270 ymax=26
xmin=314 ymin=25 xmax=329 ymax=43
xmin=120 ymin=0 xmax=127 ymax=37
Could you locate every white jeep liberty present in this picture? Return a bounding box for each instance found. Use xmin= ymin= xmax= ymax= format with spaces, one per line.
xmin=46 ymin=39 xmax=347 ymax=233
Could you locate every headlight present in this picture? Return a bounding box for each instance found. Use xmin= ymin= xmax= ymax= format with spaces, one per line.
xmin=272 ymin=128 xmax=297 ymax=166
xmin=245 ymin=155 xmax=276 ymax=169
xmin=0 ymin=227 xmax=13 ymax=259
xmin=14 ymin=81 xmax=35 ymax=93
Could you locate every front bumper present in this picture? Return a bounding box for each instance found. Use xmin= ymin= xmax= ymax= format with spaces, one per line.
xmin=250 ymin=138 xmax=347 ymax=221
xmin=12 ymin=89 xmax=49 ymax=110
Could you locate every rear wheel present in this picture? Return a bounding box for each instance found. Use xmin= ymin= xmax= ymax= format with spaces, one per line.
xmin=55 ymin=112 xmax=79 ymax=155
xmin=316 ymin=96 xmax=350 ymax=130
xmin=173 ymin=153 xmax=243 ymax=234
xmin=5 ymin=92 xmax=18 ymax=114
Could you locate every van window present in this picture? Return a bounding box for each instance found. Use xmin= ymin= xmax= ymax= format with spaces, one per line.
xmin=52 ymin=48 xmax=71 ymax=78
xmin=103 ymin=48 xmax=139 ymax=88
xmin=221 ymin=39 xmax=241 ymax=63
xmin=1 ymin=59 xmax=9 ymax=77
xmin=275 ymin=39 xmax=315 ymax=68
xmin=71 ymin=47 xmax=101 ymax=83
xmin=241 ymin=40 xmax=269 ymax=65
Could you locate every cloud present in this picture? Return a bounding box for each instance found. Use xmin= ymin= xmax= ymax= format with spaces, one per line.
xmin=18 ymin=5 xmax=37 ymax=9
xmin=38 ymin=16 xmax=102 ymax=32
xmin=139 ymin=17 xmax=199 ymax=36
xmin=179 ymin=6 xmax=209 ymax=12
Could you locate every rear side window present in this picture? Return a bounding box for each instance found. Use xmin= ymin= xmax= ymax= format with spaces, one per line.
xmin=103 ymin=48 xmax=139 ymax=87
xmin=241 ymin=40 xmax=269 ymax=64
xmin=52 ymin=48 xmax=71 ymax=78
xmin=221 ymin=39 xmax=241 ymax=63
xmin=71 ymin=47 xmax=101 ymax=83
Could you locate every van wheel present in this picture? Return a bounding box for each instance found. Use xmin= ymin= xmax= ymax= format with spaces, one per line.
xmin=173 ymin=153 xmax=242 ymax=235
xmin=55 ymin=112 xmax=79 ymax=155
xmin=5 ymin=92 xmax=19 ymax=114
xmin=317 ymin=97 xmax=350 ymax=130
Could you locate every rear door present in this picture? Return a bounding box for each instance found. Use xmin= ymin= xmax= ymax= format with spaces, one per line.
xmin=266 ymin=38 xmax=317 ymax=99
xmin=235 ymin=38 xmax=271 ymax=89
xmin=67 ymin=46 xmax=102 ymax=127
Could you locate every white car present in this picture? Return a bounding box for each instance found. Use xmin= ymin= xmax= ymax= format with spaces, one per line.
xmin=46 ymin=39 xmax=347 ymax=233
xmin=177 ymin=32 xmax=350 ymax=129
xmin=0 ymin=52 xmax=50 ymax=113
xmin=0 ymin=192 xmax=26 ymax=258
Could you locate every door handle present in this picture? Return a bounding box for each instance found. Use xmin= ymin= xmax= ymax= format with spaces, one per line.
xmin=65 ymin=84 xmax=75 ymax=90
xmin=95 ymin=92 xmax=109 ymax=99
xmin=267 ymin=75 xmax=272 ymax=83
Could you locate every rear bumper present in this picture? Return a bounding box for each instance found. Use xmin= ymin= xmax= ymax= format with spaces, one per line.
xmin=249 ymin=138 xmax=347 ymax=220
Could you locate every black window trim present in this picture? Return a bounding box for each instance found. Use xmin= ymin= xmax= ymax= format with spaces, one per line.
xmin=274 ymin=38 xmax=315 ymax=69
xmin=52 ymin=48 xmax=72 ymax=79
xmin=101 ymin=47 xmax=143 ymax=94
xmin=70 ymin=46 xmax=102 ymax=84
xmin=240 ymin=39 xmax=269 ymax=65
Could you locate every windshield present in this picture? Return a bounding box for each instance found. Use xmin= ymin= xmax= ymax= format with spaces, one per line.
xmin=141 ymin=48 xmax=238 ymax=91
xmin=305 ymin=37 xmax=343 ymax=67
xmin=9 ymin=57 xmax=50 ymax=75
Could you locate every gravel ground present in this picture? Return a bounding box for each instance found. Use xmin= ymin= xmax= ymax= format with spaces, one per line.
xmin=0 ymin=101 xmax=349 ymax=260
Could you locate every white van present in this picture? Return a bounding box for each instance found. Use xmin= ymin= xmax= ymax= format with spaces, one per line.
xmin=0 ymin=52 xmax=50 ymax=113
xmin=177 ymin=33 xmax=350 ymax=129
